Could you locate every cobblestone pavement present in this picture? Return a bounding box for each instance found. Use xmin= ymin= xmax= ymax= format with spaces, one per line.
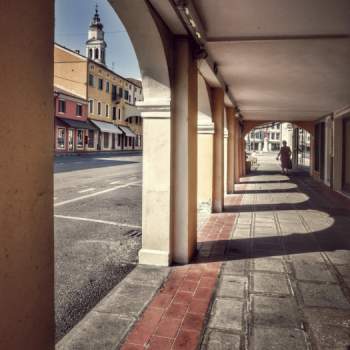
xmin=120 ymin=160 xmax=350 ymax=350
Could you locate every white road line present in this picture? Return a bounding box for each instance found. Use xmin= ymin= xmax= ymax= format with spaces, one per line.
xmin=54 ymin=181 xmax=141 ymax=207
xmin=78 ymin=188 xmax=95 ymax=194
xmin=54 ymin=214 xmax=141 ymax=229
xmin=110 ymin=181 xmax=121 ymax=185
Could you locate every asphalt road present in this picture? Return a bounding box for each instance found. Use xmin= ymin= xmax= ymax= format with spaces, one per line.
xmin=54 ymin=152 xmax=142 ymax=341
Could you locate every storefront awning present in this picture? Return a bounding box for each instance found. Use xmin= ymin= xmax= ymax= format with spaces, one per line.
xmin=90 ymin=120 xmax=123 ymax=134
xmin=118 ymin=125 xmax=137 ymax=138
xmin=57 ymin=118 xmax=97 ymax=130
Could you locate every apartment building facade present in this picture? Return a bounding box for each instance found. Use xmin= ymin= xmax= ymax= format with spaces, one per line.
xmin=53 ymin=7 xmax=143 ymax=154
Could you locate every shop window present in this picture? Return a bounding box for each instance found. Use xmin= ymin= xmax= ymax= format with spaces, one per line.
xmin=56 ymin=128 xmax=66 ymax=149
xmin=77 ymin=129 xmax=84 ymax=148
xmin=58 ymin=100 xmax=66 ymax=113
xmin=129 ymin=138 xmax=132 ymax=146
xmin=103 ymin=133 xmax=109 ymax=148
xmin=88 ymin=129 xmax=94 ymax=148
xmin=76 ymin=104 xmax=83 ymax=117
xmin=124 ymin=136 xmax=128 ymax=146
xmin=98 ymin=78 xmax=103 ymax=90
xmin=118 ymin=134 xmax=121 ymax=147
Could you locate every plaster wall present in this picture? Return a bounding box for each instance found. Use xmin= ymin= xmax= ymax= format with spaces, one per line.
xmin=54 ymin=45 xmax=88 ymax=99
xmin=0 ymin=1 xmax=55 ymax=349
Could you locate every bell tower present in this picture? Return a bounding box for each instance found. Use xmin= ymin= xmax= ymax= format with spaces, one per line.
xmin=86 ymin=5 xmax=107 ymax=65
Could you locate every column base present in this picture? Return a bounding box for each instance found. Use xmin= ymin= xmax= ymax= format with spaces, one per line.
xmin=138 ymin=248 xmax=171 ymax=266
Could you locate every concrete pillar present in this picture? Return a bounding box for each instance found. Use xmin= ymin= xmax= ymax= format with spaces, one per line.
xmin=0 ymin=1 xmax=55 ymax=349
xmin=333 ymin=117 xmax=343 ymax=191
xmin=226 ymin=108 xmax=235 ymax=193
xmin=212 ymin=88 xmax=225 ymax=212
xmin=197 ymin=123 xmax=214 ymax=210
xmin=138 ymin=102 xmax=172 ymax=266
xmin=172 ymin=37 xmax=198 ymax=264
xmin=234 ymin=118 xmax=241 ymax=184
xmin=241 ymin=139 xmax=246 ymax=177
xmin=224 ymin=126 xmax=228 ymax=195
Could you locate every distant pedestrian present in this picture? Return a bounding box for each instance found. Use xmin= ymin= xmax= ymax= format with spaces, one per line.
xmin=276 ymin=141 xmax=292 ymax=175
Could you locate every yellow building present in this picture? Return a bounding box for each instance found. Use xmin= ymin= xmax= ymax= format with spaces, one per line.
xmin=53 ymin=7 xmax=142 ymax=152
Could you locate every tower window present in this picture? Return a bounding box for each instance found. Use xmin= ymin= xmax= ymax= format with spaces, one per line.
xmin=95 ymin=48 xmax=99 ymax=60
xmin=88 ymin=49 xmax=93 ymax=59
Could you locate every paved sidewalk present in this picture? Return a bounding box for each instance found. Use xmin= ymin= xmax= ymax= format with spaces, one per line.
xmin=120 ymin=162 xmax=350 ymax=350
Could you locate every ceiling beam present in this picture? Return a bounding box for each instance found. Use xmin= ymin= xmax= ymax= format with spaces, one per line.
xmin=170 ymin=0 xmax=237 ymax=109
xmin=207 ymin=34 xmax=350 ymax=43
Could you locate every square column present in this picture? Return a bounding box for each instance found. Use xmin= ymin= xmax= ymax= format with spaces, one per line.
xmin=0 ymin=1 xmax=55 ymax=348
xmin=172 ymin=37 xmax=198 ymax=264
xmin=234 ymin=118 xmax=241 ymax=183
xmin=197 ymin=123 xmax=215 ymax=211
xmin=226 ymin=107 xmax=235 ymax=193
xmin=212 ymin=88 xmax=225 ymax=212
xmin=138 ymin=102 xmax=172 ymax=266
xmin=224 ymin=129 xmax=228 ymax=195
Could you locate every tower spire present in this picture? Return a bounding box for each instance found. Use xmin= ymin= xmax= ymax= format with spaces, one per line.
xmin=86 ymin=4 xmax=107 ymax=65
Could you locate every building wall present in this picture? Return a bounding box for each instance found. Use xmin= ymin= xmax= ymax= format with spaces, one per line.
xmin=55 ymin=95 xmax=88 ymax=121
xmin=54 ymin=45 xmax=88 ymax=99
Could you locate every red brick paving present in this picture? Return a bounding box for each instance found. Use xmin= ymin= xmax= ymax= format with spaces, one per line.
xmin=121 ymin=196 xmax=241 ymax=350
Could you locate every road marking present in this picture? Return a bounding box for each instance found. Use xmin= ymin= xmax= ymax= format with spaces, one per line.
xmin=54 ymin=214 xmax=141 ymax=229
xmin=78 ymin=188 xmax=95 ymax=194
xmin=110 ymin=181 xmax=121 ymax=185
xmin=54 ymin=181 xmax=141 ymax=207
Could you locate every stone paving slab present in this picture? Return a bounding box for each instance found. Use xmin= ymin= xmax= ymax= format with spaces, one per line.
xmin=90 ymin=167 xmax=350 ymax=350
xmin=251 ymin=327 xmax=308 ymax=350
xmin=56 ymin=265 xmax=169 ymax=350
xmin=208 ymin=298 xmax=244 ymax=332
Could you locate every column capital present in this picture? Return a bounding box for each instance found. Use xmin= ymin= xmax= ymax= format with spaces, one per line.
xmin=137 ymin=98 xmax=171 ymax=119
xmin=197 ymin=122 xmax=215 ymax=134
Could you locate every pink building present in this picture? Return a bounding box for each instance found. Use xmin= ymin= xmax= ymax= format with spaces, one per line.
xmin=54 ymin=87 xmax=97 ymax=153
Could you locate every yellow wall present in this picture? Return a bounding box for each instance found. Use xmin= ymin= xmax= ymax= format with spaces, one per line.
xmin=54 ymin=45 xmax=88 ymax=99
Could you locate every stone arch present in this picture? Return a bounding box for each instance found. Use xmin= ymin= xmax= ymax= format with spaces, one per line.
xmin=108 ymin=0 xmax=172 ymax=104
xmin=243 ymin=120 xmax=314 ymax=137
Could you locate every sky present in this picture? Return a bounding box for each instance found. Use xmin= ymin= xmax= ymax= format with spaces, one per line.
xmin=55 ymin=0 xmax=141 ymax=79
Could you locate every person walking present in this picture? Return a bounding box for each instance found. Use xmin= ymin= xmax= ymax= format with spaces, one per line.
xmin=276 ymin=140 xmax=292 ymax=175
